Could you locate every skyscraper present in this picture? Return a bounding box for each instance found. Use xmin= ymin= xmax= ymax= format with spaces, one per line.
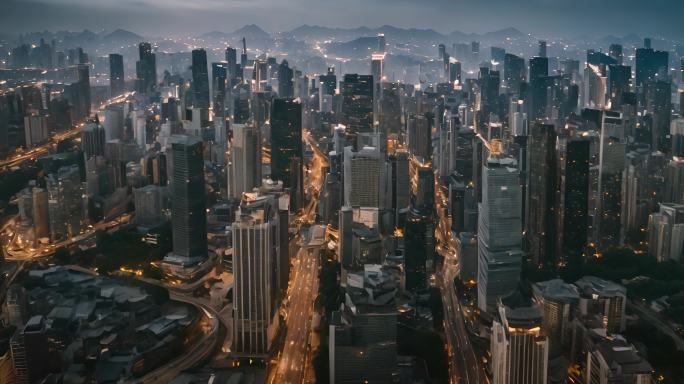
xmin=136 ymin=42 xmax=156 ymax=95
xmin=211 ymin=62 xmax=228 ymax=118
xmin=232 ymin=196 xmax=280 ymax=356
xmin=225 ymin=46 xmax=238 ymax=83
xmin=270 ymin=98 xmax=303 ymax=210
xmin=191 ymin=49 xmax=210 ymax=112
xmin=341 ymin=74 xmax=374 ymax=142
xmin=47 ymin=165 xmax=83 ymax=242
xmin=108 ymin=53 xmax=124 ymax=97
xmin=168 ymin=135 xmax=207 ymax=263
xmin=491 ymin=303 xmax=548 ymax=384
xmin=526 ymin=123 xmax=556 ymax=267
xmin=229 ymin=124 xmax=262 ymax=198
xmin=477 ymin=155 xmax=523 ymax=312
xmin=81 ymin=121 xmax=106 ymax=159
xmin=277 ymin=60 xmax=294 ymax=98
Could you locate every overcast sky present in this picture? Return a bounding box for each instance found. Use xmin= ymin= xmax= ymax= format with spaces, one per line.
xmin=2 ymin=0 xmax=683 ymax=40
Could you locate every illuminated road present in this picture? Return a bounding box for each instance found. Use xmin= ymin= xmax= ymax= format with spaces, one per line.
xmin=0 ymin=92 xmax=134 ymax=170
xmin=270 ymin=129 xmax=327 ymax=384
xmin=435 ymin=178 xmax=486 ymax=384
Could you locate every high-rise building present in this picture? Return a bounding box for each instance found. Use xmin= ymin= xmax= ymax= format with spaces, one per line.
xmin=586 ymin=340 xmax=652 ymax=384
xmin=595 ymin=111 xmax=626 ymax=249
xmin=104 ymin=103 xmax=125 ymax=141
xmin=341 ymin=74 xmax=374 ymax=141
xmin=232 ymin=196 xmax=281 ymax=356
xmin=225 ymin=46 xmax=238 ymax=82
xmin=277 ymin=60 xmax=294 ymax=98
xmin=168 ymin=135 xmax=207 ymax=263
xmin=575 ymin=276 xmax=627 ymax=333
xmin=609 ymin=44 xmax=623 ymax=65
xmin=648 ymin=203 xmax=684 ymax=262
xmin=10 ymin=316 xmax=50 ymax=384
xmin=229 ymin=124 xmax=262 ymax=198
xmin=23 ymin=115 xmax=48 ymax=148
xmin=664 ymin=158 xmax=684 ymax=204
xmin=477 ymin=156 xmax=523 ymax=312
xmin=191 ymin=49 xmax=210 ymax=112
xmin=270 ymin=98 xmax=303 ymax=210
xmin=46 ymin=165 xmax=83 ymax=243
xmin=528 ymin=56 xmax=549 ymax=120
xmin=404 ymin=209 xmax=434 ymax=291
xmin=136 ymin=42 xmax=157 ymax=95
xmin=635 ymin=47 xmax=668 ymax=86
xmin=407 ymin=114 xmax=432 ymax=162
xmin=526 ymin=123 xmax=556 ymax=267
xmin=109 ymin=53 xmax=124 ymax=97
xmin=672 ymin=119 xmax=684 ymax=157
xmin=81 ymin=121 xmax=106 ymax=159
xmin=532 ymin=279 xmax=580 ymax=353
xmin=491 ymin=303 xmax=548 ymax=384
xmin=134 ymin=185 xmax=165 ymax=228
xmin=211 ymin=62 xmax=228 ymax=118
xmin=343 ymin=146 xmax=382 ymax=208
xmin=32 ymin=187 xmax=49 ymax=240
xmin=557 ymin=136 xmax=590 ymax=262
xmin=538 ymin=40 xmax=547 ymax=58
xmin=504 ymin=53 xmax=525 ymax=95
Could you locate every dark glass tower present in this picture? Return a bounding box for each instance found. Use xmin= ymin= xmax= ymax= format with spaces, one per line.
xmin=341 ymin=74 xmax=374 ymax=139
xmin=277 ymin=60 xmax=294 ymax=98
xmin=108 ymin=53 xmax=124 ymax=97
xmin=136 ymin=42 xmax=156 ymax=95
xmin=170 ymin=135 xmax=208 ymax=261
xmin=191 ymin=49 xmax=210 ymax=110
xmin=270 ymin=98 xmax=303 ymax=210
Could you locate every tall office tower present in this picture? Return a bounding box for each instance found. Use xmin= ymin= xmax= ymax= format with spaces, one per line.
xmin=532 ymin=279 xmax=580 ymax=353
xmin=478 ymin=67 xmax=501 ymax=124
xmin=229 ymin=124 xmax=262 ymax=198
xmin=405 ymin=209 xmax=434 ymax=291
xmin=104 ymin=103 xmax=124 ymax=141
xmin=575 ymin=276 xmax=627 ymax=333
xmin=491 ymin=304 xmax=548 ymax=384
xmin=23 ymin=115 xmax=48 ymax=148
xmin=413 ymin=166 xmax=435 ymax=215
xmin=191 ymin=49 xmax=210 ymax=112
xmin=526 ymin=123 xmax=557 ymax=267
xmin=108 ymin=53 xmax=124 ymax=97
xmin=341 ymin=74 xmax=374 ymax=142
xmin=607 ymin=65 xmax=631 ymax=108
xmin=609 ymin=44 xmax=623 ymax=65
xmin=586 ymin=340 xmax=653 ymax=384
xmin=672 ymin=119 xmax=684 ymax=157
xmin=407 ymin=114 xmax=432 ymax=162
xmin=477 ymin=156 xmax=523 ymax=313
xmin=232 ymin=196 xmax=280 ymax=356
xmin=504 ymin=53 xmax=525 ymax=95
xmin=277 ymin=60 xmax=294 ymax=98
xmin=438 ymin=43 xmax=446 ymax=60
xmin=319 ymin=66 xmax=337 ymax=96
xmin=252 ymin=59 xmax=268 ymax=92
xmin=377 ymin=32 xmax=387 ymax=52
xmin=46 ymin=165 xmax=83 ymax=243
xmin=595 ymin=112 xmax=626 ymax=249
xmin=67 ymin=64 xmax=91 ymax=121
xmin=11 ymin=316 xmax=50 ymax=384
xmin=448 ymin=59 xmax=462 ymax=84
xmin=211 ymin=62 xmax=228 ymax=118
xmin=136 ymin=42 xmax=157 ymax=95
xmin=32 ymin=187 xmax=49 ymax=239
xmin=81 ymin=121 xmax=106 ymax=159
xmin=648 ymin=203 xmax=684 ymax=262
xmin=538 ymin=40 xmax=547 ymax=58
xmin=240 ymin=37 xmax=248 ymax=68
xmin=338 ymin=205 xmax=353 ymax=266
xmin=225 ymin=46 xmax=238 ymax=82
xmin=528 ymin=56 xmax=549 ymax=120
xmin=133 ymin=184 xmax=165 ymax=228
xmin=664 ymin=158 xmax=684 ymax=205
xmin=556 ymin=136 xmax=590 ymax=263
xmin=651 ymin=79 xmax=672 ymax=152
xmin=270 ymin=98 xmax=303 ymax=210
xmin=371 ymin=52 xmax=385 ymax=85
xmin=635 ymin=46 xmax=668 ymax=86
xmin=343 ymin=146 xmax=381 ymax=208
xmin=378 ymin=82 xmax=403 ymax=136
xmin=169 ymin=135 xmax=207 ymax=263
xmin=328 ymin=300 xmax=398 ymax=384
xmin=390 ymin=150 xmax=410 ymax=211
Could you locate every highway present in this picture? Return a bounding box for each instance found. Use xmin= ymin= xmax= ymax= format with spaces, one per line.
xmin=435 ymin=177 xmax=487 ymax=384
xmin=270 ymin=129 xmax=327 ymax=384
xmin=0 ymin=92 xmax=134 ymax=170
